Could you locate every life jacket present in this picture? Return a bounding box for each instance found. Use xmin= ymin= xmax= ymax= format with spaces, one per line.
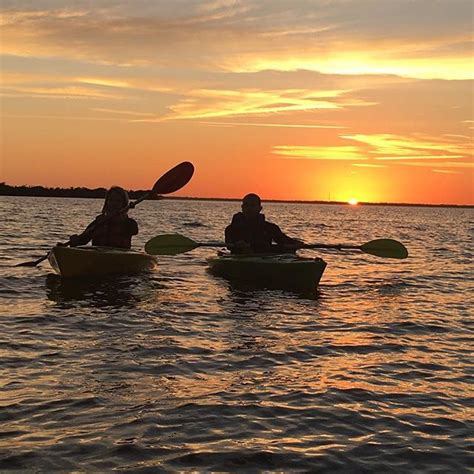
xmin=89 ymin=216 xmax=138 ymax=249
xmin=225 ymin=213 xmax=295 ymax=253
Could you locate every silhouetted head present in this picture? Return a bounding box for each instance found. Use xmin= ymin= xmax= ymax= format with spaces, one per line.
xmin=241 ymin=193 xmax=262 ymax=218
xmin=102 ymin=186 xmax=129 ymax=215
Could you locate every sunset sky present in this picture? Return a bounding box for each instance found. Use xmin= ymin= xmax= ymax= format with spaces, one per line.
xmin=1 ymin=0 xmax=473 ymax=204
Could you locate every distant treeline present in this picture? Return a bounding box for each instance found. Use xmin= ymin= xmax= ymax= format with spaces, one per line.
xmin=1 ymin=183 xmax=472 ymax=208
xmin=0 ymin=183 xmax=153 ymax=200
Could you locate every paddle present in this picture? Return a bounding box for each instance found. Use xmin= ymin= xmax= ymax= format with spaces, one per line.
xmin=17 ymin=162 xmax=195 ymax=267
xmin=145 ymin=234 xmax=408 ymax=259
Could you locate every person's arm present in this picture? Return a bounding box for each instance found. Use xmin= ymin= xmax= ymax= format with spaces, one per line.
xmin=269 ymin=223 xmax=304 ymax=248
xmin=225 ymin=223 xmax=250 ymax=252
xmin=126 ymin=218 xmax=139 ymax=236
xmin=225 ymin=223 xmax=237 ymax=244
xmin=68 ymin=215 xmax=103 ymax=247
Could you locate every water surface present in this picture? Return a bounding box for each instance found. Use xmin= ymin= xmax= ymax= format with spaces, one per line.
xmin=1 ymin=197 xmax=472 ymax=471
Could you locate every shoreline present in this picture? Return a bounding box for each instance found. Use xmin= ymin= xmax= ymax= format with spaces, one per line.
xmin=1 ymin=192 xmax=472 ymax=209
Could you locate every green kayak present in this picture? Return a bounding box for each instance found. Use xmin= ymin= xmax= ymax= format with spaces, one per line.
xmin=208 ymin=253 xmax=326 ymax=291
xmin=48 ymin=245 xmax=157 ymax=278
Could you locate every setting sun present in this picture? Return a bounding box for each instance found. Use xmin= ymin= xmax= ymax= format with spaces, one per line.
xmin=348 ymin=198 xmax=359 ymax=205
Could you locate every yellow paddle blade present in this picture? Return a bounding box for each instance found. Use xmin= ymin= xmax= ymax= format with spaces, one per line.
xmin=360 ymin=239 xmax=408 ymax=259
xmin=145 ymin=234 xmax=199 ymax=255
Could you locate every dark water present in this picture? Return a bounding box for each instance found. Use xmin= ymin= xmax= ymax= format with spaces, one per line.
xmin=1 ymin=197 xmax=472 ymax=471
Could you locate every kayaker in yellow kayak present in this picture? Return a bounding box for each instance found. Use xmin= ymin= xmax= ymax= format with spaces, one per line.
xmin=225 ymin=193 xmax=304 ymax=254
xmin=68 ymin=186 xmax=138 ymax=249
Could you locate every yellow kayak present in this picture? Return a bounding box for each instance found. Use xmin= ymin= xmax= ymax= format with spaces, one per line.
xmin=48 ymin=246 xmax=157 ymax=278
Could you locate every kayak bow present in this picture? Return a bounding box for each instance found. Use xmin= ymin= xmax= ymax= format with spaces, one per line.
xmin=48 ymin=246 xmax=157 ymax=278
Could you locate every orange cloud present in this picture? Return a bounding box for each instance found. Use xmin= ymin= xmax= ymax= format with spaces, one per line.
xmin=197 ymin=121 xmax=345 ymax=129
xmin=352 ymin=163 xmax=387 ymax=168
xmin=273 ymin=145 xmax=365 ymax=160
xmin=342 ymin=133 xmax=472 ymax=161
xmin=432 ymin=169 xmax=460 ymax=174
xmin=2 ymin=85 xmax=125 ymax=100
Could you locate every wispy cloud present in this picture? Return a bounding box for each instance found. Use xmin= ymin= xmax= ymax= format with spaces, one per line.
xmin=343 ymin=134 xmax=472 ymax=160
xmin=91 ymin=107 xmax=157 ymax=117
xmin=0 ymin=70 xmax=131 ymax=99
xmin=129 ymin=87 xmax=371 ymax=122
xmin=76 ymin=78 xmax=132 ymax=88
xmin=374 ymin=155 xmax=465 ymax=161
xmin=165 ymin=89 xmax=342 ymax=120
xmin=197 ymin=121 xmax=345 ymax=129
xmin=273 ymin=133 xmax=473 ymax=166
xmin=2 ymin=114 xmax=129 ymax=122
xmin=400 ymin=161 xmax=474 ymax=168
xmin=432 ymin=169 xmax=460 ymax=174
xmin=1 ymin=85 xmax=126 ymax=100
xmin=273 ymin=145 xmax=365 ymax=160
xmin=352 ymin=163 xmax=387 ymax=168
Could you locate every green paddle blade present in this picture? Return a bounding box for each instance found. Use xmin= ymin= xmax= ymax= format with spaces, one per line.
xmin=145 ymin=234 xmax=199 ymax=255
xmin=360 ymin=239 xmax=408 ymax=259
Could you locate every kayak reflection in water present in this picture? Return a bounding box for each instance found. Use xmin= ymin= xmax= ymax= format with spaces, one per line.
xmin=68 ymin=186 xmax=138 ymax=249
xmin=225 ymin=193 xmax=304 ymax=254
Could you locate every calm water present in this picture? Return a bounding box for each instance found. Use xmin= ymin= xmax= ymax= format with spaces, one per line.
xmin=1 ymin=196 xmax=472 ymax=472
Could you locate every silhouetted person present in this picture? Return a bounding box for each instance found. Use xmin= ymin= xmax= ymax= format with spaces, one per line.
xmin=68 ymin=186 xmax=138 ymax=249
xmin=225 ymin=193 xmax=304 ymax=254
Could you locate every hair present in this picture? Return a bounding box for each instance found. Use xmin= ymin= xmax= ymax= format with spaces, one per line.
xmin=102 ymin=186 xmax=130 ymax=214
xmin=242 ymin=193 xmax=261 ymax=206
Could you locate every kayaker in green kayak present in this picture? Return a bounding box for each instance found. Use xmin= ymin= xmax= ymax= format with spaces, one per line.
xmin=68 ymin=186 xmax=138 ymax=249
xmin=225 ymin=193 xmax=304 ymax=254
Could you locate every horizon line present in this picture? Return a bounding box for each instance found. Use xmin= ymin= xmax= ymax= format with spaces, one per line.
xmin=0 ymin=183 xmax=472 ymax=209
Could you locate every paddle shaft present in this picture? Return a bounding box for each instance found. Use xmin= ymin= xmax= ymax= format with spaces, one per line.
xmin=185 ymin=242 xmax=361 ymax=251
xmin=144 ymin=234 xmax=407 ymax=259
xmin=304 ymin=243 xmax=360 ymax=250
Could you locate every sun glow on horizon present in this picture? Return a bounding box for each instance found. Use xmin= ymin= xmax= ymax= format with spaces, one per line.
xmin=348 ymin=198 xmax=359 ymax=205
